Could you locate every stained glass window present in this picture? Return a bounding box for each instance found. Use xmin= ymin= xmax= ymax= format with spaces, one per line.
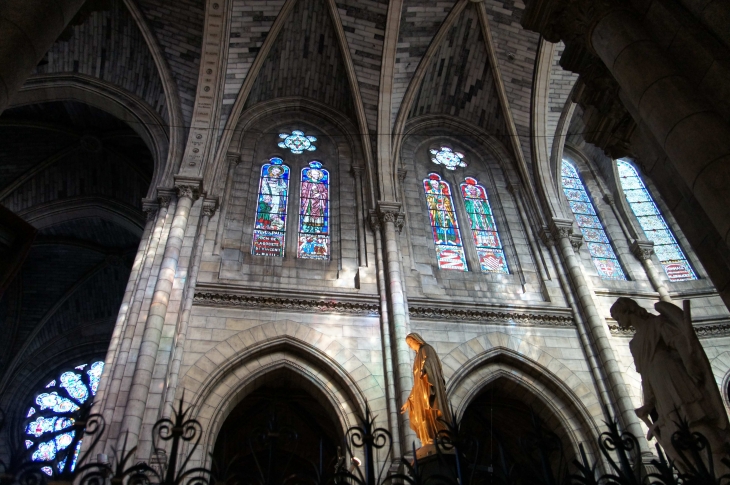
xmin=423 ymin=173 xmax=467 ymax=270
xmin=298 ymin=161 xmax=330 ymax=260
xmin=460 ymin=178 xmax=509 ymax=274
xmin=278 ymin=130 xmax=317 ymax=154
xmin=561 ymin=160 xmax=627 ymax=280
xmin=24 ymin=361 xmax=104 ymax=476
xmin=430 ymin=147 xmax=466 ymax=170
xmin=252 ymin=157 xmax=290 ymax=257
xmin=617 ymin=160 xmax=697 ymax=281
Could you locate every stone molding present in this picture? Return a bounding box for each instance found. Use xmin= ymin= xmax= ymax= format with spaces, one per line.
xmin=549 ymin=218 xmax=573 ymax=240
xmin=408 ymin=305 xmax=574 ymax=328
xmin=193 ymin=292 xmax=380 ymax=315
xmin=630 ymin=239 xmax=654 ymax=261
xmin=609 ymin=322 xmax=730 ymax=338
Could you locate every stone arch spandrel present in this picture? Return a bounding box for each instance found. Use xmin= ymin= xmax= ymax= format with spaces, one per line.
xmin=174 ymin=319 xmax=386 ymax=465
xmin=444 ymin=333 xmax=603 ymax=464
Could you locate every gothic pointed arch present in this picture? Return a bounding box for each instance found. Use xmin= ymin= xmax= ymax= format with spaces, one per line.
xmin=211 ymin=0 xmax=373 ymax=197
xmin=177 ymin=320 xmax=382 ymax=467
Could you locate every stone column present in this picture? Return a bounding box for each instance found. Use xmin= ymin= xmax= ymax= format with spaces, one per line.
xmin=377 ymin=201 xmax=414 ymax=453
xmin=550 ymin=218 xmax=650 ymax=454
xmin=588 ymin=6 xmax=730 ymax=246
xmin=630 ymin=240 xmax=672 ymax=303
xmin=162 ymin=198 xmax=217 ymax=415
xmin=213 ymin=153 xmax=240 ymax=254
xmin=369 ymin=210 xmax=401 ymax=460
xmin=352 ymin=166 xmax=368 ymax=267
xmin=0 ymin=0 xmax=86 ymax=112
xmin=99 ymin=193 xmax=172 ymax=451
xmin=117 ymin=177 xmax=201 ymax=451
xmin=94 ymin=201 xmax=157 ymax=420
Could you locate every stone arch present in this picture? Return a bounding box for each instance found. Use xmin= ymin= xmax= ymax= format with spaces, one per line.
xmin=711 ymin=351 xmax=730 ymax=414
xmin=444 ymin=332 xmax=603 ymax=462
xmin=10 ymin=74 xmax=172 ymax=194
xmin=176 ymin=319 xmax=385 ymax=467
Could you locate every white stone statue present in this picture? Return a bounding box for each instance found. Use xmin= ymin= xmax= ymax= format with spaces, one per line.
xmin=610 ymin=298 xmax=730 ymax=467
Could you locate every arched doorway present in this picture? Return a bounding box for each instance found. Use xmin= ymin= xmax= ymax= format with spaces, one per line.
xmin=459 ymin=377 xmax=577 ymax=483
xmin=212 ymin=370 xmax=344 ymax=483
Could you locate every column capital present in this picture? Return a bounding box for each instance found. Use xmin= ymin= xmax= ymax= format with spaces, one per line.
xmin=397 ymin=168 xmax=408 ymax=183
xmin=351 ymin=165 xmax=364 ymax=177
xmin=226 ymin=152 xmax=241 ymax=166
xmin=368 ymin=210 xmax=380 ymax=232
xmin=377 ymin=201 xmax=405 ymax=232
xmin=174 ymin=175 xmax=203 ymax=201
xmin=630 ymin=239 xmax=654 ymax=260
xmin=142 ymin=198 xmax=159 ymax=221
xmin=202 ymin=198 xmax=219 ymax=218
xmin=569 ymin=233 xmax=584 ymax=251
xmin=549 ymin=218 xmax=574 ymax=240
xmin=538 ymin=227 xmax=554 ymax=247
xmin=157 ymin=188 xmax=175 ymax=208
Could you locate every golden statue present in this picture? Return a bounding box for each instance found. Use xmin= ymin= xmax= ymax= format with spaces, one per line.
xmin=400 ymin=333 xmax=453 ymax=446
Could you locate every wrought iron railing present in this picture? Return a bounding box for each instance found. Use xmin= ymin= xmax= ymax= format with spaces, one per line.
xmin=1 ymin=399 xmax=729 ymax=485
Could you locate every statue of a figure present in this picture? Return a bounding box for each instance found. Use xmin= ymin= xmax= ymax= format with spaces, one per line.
xmin=610 ymin=298 xmax=730 ymax=465
xmin=400 ymin=333 xmax=453 ymax=446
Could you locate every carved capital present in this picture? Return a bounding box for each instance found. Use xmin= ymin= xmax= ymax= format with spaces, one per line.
xmin=397 ymin=168 xmax=408 ymax=183
xmin=174 ymin=176 xmax=203 ymax=201
xmin=368 ymin=210 xmax=380 ymax=232
xmin=377 ymin=201 xmax=405 ymax=232
xmin=569 ymin=233 xmax=584 ymax=251
xmin=549 ymin=218 xmax=574 ymax=241
xmin=351 ymin=165 xmax=364 ymax=178
xmin=226 ymin=152 xmax=241 ymax=166
xmin=538 ymin=227 xmax=554 ymax=247
xmin=142 ymin=198 xmax=159 ymax=221
xmin=630 ymin=239 xmax=654 ymax=261
xmin=157 ymin=188 xmax=175 ymax=209
xmin=202 ymin=198 xmax=218 ymax=218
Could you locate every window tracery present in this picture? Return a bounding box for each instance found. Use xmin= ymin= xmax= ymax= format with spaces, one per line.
xmin=561 ymin=160 xmax=627 ymax=280
xmin=423 ymin=173 xmax=467 ymax=270
xmin=24 ymin=361 xmax=104 ymax=476
xmin=460 ymin=177 xmax=508 ymax=274
xmin=617 ymin=160 xmax=697 ymax=281
xmin=430 ymin=147 xmax=466 ymax=170
xmin=298 ymin=161 xmax=330 ymax=259
xmin=278 ymin=130 xmax=317 ymax=154
xmin=252 ymin=157 xmax=290 ymax=257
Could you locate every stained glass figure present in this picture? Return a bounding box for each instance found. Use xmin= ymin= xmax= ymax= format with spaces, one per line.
xmin=423 ymin=174 xmax=467 ymax=270
xmin=298 ymin=161 xmax=330 ymax=260
xmin=561 ymin=160 xmax=627 ymax=280
xmin=430 ymin=147 xmax=466 ymax=170
xmin=278 ymin=130 xmax=317 ymax=154
xmin=24 ymin=361 xmax=104 ymax=475
xmin=252 ymin=158 xmax=290 ymax=257
xmin=460 ymin=177 xmax=509 ymax=274
xmin=617 ymin=160 xmax=697 ymax=281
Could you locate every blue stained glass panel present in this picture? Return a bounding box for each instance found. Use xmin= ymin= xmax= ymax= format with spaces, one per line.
xmin=568 ymin=200 xmax=596 ymax=215
xmin=26 ymin=361 xmax=104 ymax=475
xmin=562 ymin=160 xmax=626 ymax=280
xmin=575 ymin=215 xmax=602 ymax=228
xmin=460 ymin=177 xmax=508 ymax=274
xmin=617 ymin=160 xmax=696 ymax=281
xmin=60 ymin=372 xmax=88 ymax=403
xmin=477 ymin=248 xmax=508 ymax=274
xmin=298 ymin=161 xmax=330 ymax=259
xmin=425 ymin=174 xmax=467 ymax=271
xmin=593 ymin=258 xmax=627 ymax=280
xmin=278 ymin=130 xmax=317 ymax=154
xmin=581 ymin=228 xmax=609 ymax=243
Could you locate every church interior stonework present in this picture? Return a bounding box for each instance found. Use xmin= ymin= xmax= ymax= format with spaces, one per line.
xmin=2 ymin=0 xmax=730 ymax=481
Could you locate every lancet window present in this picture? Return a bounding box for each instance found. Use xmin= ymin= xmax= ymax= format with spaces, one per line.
xmin=561 ymin=160 xmax=627 ymax=280
xmin=423 ymin=173 xmax=467 ymax=271
xmin=616 ymin=160 xmax=697 ymax=281
xmin=298 ymin=161 xmax=330 ymax=259
xmin=24 ymin=361 xmax=104 ymax=476
xmin=460 ymin=177 xmax=508 ymax=274
xmin=252 ymin=157 xmax=290 ymax=257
